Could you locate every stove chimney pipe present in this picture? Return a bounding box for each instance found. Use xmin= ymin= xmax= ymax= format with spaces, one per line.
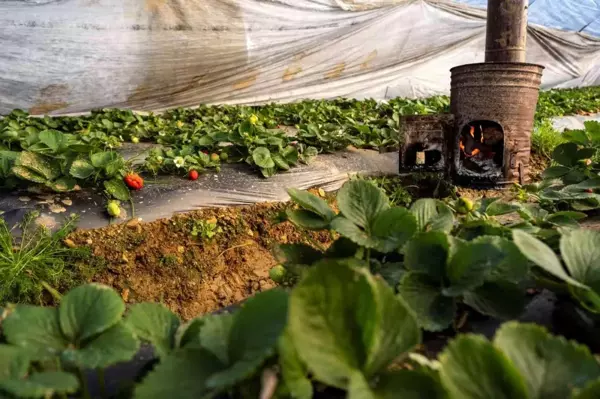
xmin=485 ymin=0 xmax=528 ymax=62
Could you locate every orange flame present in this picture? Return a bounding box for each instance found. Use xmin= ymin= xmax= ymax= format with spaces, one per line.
xmin=460 ymin=125 xmax=482 ymax=157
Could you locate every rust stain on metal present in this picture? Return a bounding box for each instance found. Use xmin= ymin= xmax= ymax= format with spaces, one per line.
xmin=282 ymin=66 xmax=302 ymax=82
xmin=233 ymin=72 xmax=259 ymax=90
xmin=485 ymin=0 xmax=527 ymax=62
xmin=325 ymin=62 xmax=346 ymax=80
xmin=360 ymin=50 xmax=378 ymax=70
xmin=449 ymin=62 xmax=544 ymax=186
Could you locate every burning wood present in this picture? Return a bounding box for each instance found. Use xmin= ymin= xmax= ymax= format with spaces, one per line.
xmin=459 ymin=124 xmax=499 ymax=159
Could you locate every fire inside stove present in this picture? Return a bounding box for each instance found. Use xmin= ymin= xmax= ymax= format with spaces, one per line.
xmin=458 ymin=121 xmax=503 ymax=176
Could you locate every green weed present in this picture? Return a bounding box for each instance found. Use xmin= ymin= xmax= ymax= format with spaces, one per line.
xmin=531 ymin=119 xmax=565 ymax=159
xmin=0 ymin=212 xmax=89 ymax=304
xmin=190 ymin=218 xmax=222 ymax=241
xmin=159 ymin=254 xmax=179 ymax=267
xmin=362 ymin=175 xmax=413 ymax=207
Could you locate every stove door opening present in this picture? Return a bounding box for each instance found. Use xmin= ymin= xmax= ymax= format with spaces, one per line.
xmin=458 ymin=121 xmax=503 ymax=176
xmin=405 ymin=142 xmax=443 ymax=168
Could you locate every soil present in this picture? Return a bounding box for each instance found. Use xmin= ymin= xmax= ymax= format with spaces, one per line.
xmin=68 ymin=192 xmax=334 ymax=320
xmin=63 ymin=152 xmax=551 ymax=320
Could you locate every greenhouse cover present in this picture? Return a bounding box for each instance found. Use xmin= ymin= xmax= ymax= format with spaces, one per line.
xmin=0 ymin=0 xmax=598 ymax=114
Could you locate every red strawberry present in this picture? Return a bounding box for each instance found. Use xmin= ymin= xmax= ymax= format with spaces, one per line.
xmin=189 ymin=170 xmax=199 ymax=180
xmin=124 ymin=173 xmax=144 ymax=190
xmin=586 ymin=189 xmax=594 ymax=193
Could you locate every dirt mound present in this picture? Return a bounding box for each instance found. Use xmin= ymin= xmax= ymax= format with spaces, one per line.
xmin=69 ymin=201 xmax=332 ymax=320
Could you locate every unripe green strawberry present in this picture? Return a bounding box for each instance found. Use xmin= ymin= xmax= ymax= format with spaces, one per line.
xmin=220 ymin=152 xmax=228 ymax=161
xmin=107 ymin=201 xmax=121 ymax=217
xmin=131 ymin=136 xmax=140 ymax=144
xmin=456 ymin=197 xmax=474 ymax=214
xmin=269 ymin=265 xmax=287 ymax=283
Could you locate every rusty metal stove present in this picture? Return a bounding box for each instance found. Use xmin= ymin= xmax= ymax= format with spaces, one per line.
xmin=398 ymin=0 xmax=544 ymax=188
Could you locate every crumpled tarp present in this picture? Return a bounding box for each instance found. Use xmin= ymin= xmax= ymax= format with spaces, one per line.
xmin=0 ymin=0 xmax=599 ymax=115
xmin=455 ymin=0 xmax=600 ymax=36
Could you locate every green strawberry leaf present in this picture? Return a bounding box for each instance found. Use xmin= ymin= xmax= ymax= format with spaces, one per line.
xmin=104 ymin=178 xmax=131 ymax=201
xmin=410 ymin=199 xmax=454 ymax=233
xmin=69 ymin=159 xmax=95 ymax=179
xmin=174 ymin=317 xmax=205 ymax=349
xmin=39 ymin=130 xmax=68 ymax=152
xmin=404 ymin=231 xmax=450 ymax=277
xmin=0 ymin=371 xmax=79 ymax=398
xmin=286 ymin=209 xmax=331 ymax=230
xmin=513 ymin=230 xmax=587 ymax=289
xmin=59 ymin=283 xmax=125 ymax=343
xmin=11 ymin=166 xmax=47 ymax=184
xmin=287 ymin=188 xmax=335 ymax=221
xmin=439 ymin=334 xmax=528 ymax=399
xmin=206 ymin=289 xmax=289 ymax=389
xmin=288 ymin=260 xmax=419 ymax=389
xmin=369 ymin=207 xmax=418 ymax=253
xmin=0 ymin=345 xmax=30 ymax=380
xmin=278 ymin=330 xmax=313 ymax=399
xmin=2 ymin=306 xmax=67 ymax=357
xmin=337 ymin=180 xmax=389 ymax=229
xmin=198 ymin=314 xmax=235 ymax=365
xmin=573 ymin=379 xmax=600 ymax=399
xmin=272 ymin=154 xmax=290 ymax=170
xmin=348 ymin=369 xmax=447 ymax=399
xmin=399 ymin=272 xmax=455 ymax=331
xmin=560 ymin=230 xmax=600 ymax=307
xmin=443 ymin=240 xmax=505 ymax=296
xmin=494 ymin=322 xmax=600 ymax=399
xmin=48 ymin=176 xmax=77 ymax=192
xmin=252 ymin=147 xmax=275 ymax=169
xmin=134 ymin=349 xmax=225 ymax=399
xmin=15 ymin=151 xmax=61 ymax=180
xmin=60 ymin=322 xmax=139 ymax=369
xmin=463 ymin=280 xmax=526 ymax=319
xmin=125 ymin=303 xmax=180 ymax=359
xmin=91 ymin=151 xmax=118 ymax=168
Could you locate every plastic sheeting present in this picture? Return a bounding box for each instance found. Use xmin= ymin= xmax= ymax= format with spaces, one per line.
xmin=455 ymin=0 xmax=600 ymax=36
xmin=0 ymin=0 xmax=599 ymax=115
xmin=551 ymin=112 xmax=600 ymax=132
xmin=0 ymin=148 xmax=399 ymax=230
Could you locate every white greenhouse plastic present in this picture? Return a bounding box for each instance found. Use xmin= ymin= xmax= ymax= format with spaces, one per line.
xmin=0 ymin=0 xmax=598 ymax=115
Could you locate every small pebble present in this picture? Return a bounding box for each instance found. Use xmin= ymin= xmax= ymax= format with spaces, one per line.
xmin=49 ymin=204 xmax=67 ymax=213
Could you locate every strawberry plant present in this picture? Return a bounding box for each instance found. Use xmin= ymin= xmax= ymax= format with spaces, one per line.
xmin=2 ymin=262 xmax=600 ymax=398
xmin=514 ymin=229 xmax=600 ymax=314
xmin=535 ymin=121 xmax=600 ymax=210
xmin=1 ymin=86 xmax=599 ymax=220
xmin=279 ymin=182 xmax=540 ymax=331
